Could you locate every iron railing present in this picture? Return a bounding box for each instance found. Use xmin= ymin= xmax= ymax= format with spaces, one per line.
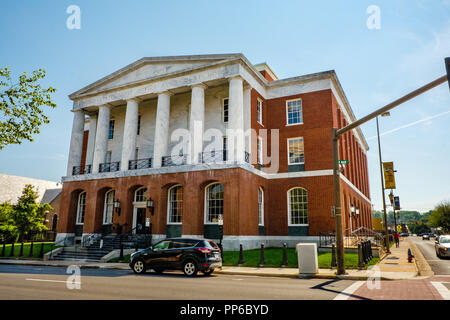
xmin=200 ymin=150 xmax=227 ymax=163
xmin=99 ymin=161 xmax=120 ymax=173
xmin=128 ymin=158 xmax=152 ymax=170
xmin=319 ymin=227 xmax=385 ymax=248
xmin=162 ymin=154 xmax=188 ymax=167
xmin=72 ymin=164 xmax=92 ymax=175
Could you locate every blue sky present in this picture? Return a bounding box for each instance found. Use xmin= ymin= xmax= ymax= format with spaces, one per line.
xmin=0 ymin=0 xmax=449 ymax=212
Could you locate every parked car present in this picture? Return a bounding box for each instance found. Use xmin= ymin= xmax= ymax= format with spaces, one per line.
xmin=435 ymin=235 xmax=450 ymax=259
xmin=129 ymin=238 xmax=222 ymax=276
xmin=422 ymin=234 xmax=430 ymax=240
xmin=399 ymin=233 xmax=409 ymax=237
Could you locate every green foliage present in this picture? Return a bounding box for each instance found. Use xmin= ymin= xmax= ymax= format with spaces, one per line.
xmin=429 ymin=201 xmax=450 ymax=233
xmin=0 ymin=185 xmax=51 ymax=242
xmin=0 ymin=66 xmax=56 ymax=149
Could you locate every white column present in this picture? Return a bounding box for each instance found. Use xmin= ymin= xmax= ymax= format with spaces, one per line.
xmin=120 ymin=98 xmax=140 ymax=171
xmin=85 ymin=114 xmax=97 ymax=166
xmin=189 ymin=84 xmax=206 ymax=164
xmin=153 ymin=92 xmax=172 ymax=168
xmin=92 ymin=104 xmax=111 ymax=173
xmin=228 ymin=76 xmax=245 ymax=163
xmin=66 ymin=110 xmax=85 ymax=176
xmin=243 ymin=85 xmax=252 ymax=157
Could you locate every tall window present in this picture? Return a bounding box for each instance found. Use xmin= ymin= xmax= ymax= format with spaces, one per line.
xmin=258 ymin=188 xmax=264 ymax=226
xmin=134 ymin=187 xmax=147 ymax=203
xmin=288 ymin=137 xmax=304 ymax=165
xmin=108 ymin=120 xmax=115 ymax=139
xmin=223 ymin=136 xmax=228 ymax=161
xmin=205 ymin=183 xmax=224 ymax=223
xmin=103 ymin=190 xmax=115 ymax=224
xmin=286 ymin=99 xmax=303 ymax=125
xmin=168 ymin=185 xmax=183 ymax=224
xmin=223 ymin=98 xmax=229 ymax=123
xmin=137 ymin=115 xmax=141 ymax=135
xmin=288 ymin=188 xmax=308 ymax=225
xmin=257 ymin=99 xmax=263 ymax=125
xmin=76 ymin=192 xmax=86 ymax=224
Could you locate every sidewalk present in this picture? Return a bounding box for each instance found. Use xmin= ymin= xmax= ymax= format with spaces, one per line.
xmin=0 ymin=238 xmax=423 ymax=280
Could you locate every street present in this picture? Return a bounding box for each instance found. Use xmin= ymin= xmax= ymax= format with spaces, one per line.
xmin=409 ymin=236 xmax=450 ymax=275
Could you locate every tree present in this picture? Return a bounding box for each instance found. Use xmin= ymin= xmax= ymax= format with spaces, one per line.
xmin=0 ymin=67 xmax=56 ymax=149
xmin=0 ymin=202 xmax=16 ymax=242
xmin=9 ymin=184 xmax=52 ymax=241
xmin=430 ymin=201 xmax=450 ymax=233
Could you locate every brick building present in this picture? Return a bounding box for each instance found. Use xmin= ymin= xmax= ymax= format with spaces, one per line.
xmin=57 ymin=54 xmax=372 ymax=249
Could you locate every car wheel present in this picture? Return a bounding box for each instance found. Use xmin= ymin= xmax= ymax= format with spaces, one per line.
xmin=436 ymin=251 xmax=442 ymax=259
xmin=132 ymin=259 xmax=147 ymax=274
xmin=153 ymin=268 xmax=164 ymax=274
xmin=183 ymin=260 xmax=198 ymax=277
xmin=203 ymin=269 xmax=214 ymax=276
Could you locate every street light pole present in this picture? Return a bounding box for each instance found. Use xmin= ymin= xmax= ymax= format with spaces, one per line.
xmin=376 ymin=116 xmax=390 ymax=253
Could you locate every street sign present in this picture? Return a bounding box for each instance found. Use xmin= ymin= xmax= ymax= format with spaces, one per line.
xmin=383 ymin=162 xmax=396 ymax=189
xmin=338 ymin=160 xmax=349 ymax=164
xmin=445 ymin=57 xmax=450 ymax=90
xmin=396 ymin=225 xmax=402 ymax=232
xmin=145 ymin=217 xmax=150 ymax=227
xmin=394 ymin=196 xmax=400 ymax=210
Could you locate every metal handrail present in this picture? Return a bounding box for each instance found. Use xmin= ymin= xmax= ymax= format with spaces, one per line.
xmin=128 ymin=158 xmax=152 ymax=170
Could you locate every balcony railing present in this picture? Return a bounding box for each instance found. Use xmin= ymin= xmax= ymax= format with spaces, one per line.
xmin=128 ymin=158 xmax=152 ymax=170
xmin=244 ymin=151 xmax=250 ymax=163
xmin=72 ymin=164 xmax=92 ymax=176
xmin=162 ymin=154 xmax=188 ymax=167
xmin=99 ymin=161 xmax=120 ymax=173
xmin=200 ymin=150 xmax=227 ymax=163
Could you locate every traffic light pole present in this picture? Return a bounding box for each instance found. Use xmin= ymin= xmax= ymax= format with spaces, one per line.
xmin=332 ymin=74 xmax=447 ymax=275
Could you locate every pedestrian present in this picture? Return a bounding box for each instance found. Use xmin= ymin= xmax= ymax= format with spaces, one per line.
xmin=393 ymin=231 xmax=400 ymax=248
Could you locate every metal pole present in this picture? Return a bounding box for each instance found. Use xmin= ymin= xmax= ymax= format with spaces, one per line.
xmin=376 ymin=116 xmax=390 ymax=253
xmin=332 ymin=128 xmax=345 ymax=274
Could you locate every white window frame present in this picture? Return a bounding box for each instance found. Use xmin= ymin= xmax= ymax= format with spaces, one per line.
xmin=103 ymin=189 xmax=115 ymax=225
xmin=133 ymin=187 xmax=147 ymax=203
xmin=108 ymin=119 xmax=115 ymax=139
xmin=257 ymin=99 xmax=263 ymax=125
xmin=222 ymin=98 xmax=229 ymax=123
xmin=285 ymin=98 xmax=303 ymax=126
xmin=167 ymin=184 xmax=183 ymax=225
xmin=76 ymin=192 xmax=86 ymax=225
xmin=258 ymin=187 xmax=264 ymax=226
xmin=204 ymin=182 xmax=224 ymax=225
xmin=257 ymin=136 xmax=263 ymax=165
xmin=287 ymin=187 xmax=308 ymax=226
xmin=287 ymin=137 xmax=305 ymax=165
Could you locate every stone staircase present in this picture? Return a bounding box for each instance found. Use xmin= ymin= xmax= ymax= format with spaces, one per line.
xmin=50 ymin=234 xmax=152 ymax=261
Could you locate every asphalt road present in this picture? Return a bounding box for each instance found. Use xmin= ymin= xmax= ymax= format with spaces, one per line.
xmin=0 ymin=264 xmax=356 ymax=300
xmin=409 ymin=236 xmax=450 ymax=275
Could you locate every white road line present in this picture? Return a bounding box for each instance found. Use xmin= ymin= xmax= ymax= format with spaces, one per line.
xmin=431 ymin=282 xmax=450 ymax=300
xmin=333 ymin=281 xmax=365 ymax=300
xmin=25 ymin=278 xmax=80 ymax=285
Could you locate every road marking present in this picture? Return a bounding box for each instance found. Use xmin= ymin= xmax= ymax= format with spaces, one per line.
xmin=25 ymin=278 xmax=80 ymax=285
xmin=431 ymin=282 xmax=450 ymax=300
xmin=333 ymin=281 xmax=365 ymax=300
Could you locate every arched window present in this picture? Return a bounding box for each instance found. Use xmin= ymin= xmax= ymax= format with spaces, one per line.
xmin=103 ymin=190 xmax=115 ymax=224
xmin=204 ymin=183 xmax=224 ymax=224
xmin=167 ymin=185 xmax=183 ymax=224
xmin=288 ymin=187 xmax=308 ymax=225
xmin=76 ymin=192 xmax=86 ymax=224
xmin=258 ymin=187 xmax=264 ymax=226
xmin=134 ymin=187 xmax=147 ymax=203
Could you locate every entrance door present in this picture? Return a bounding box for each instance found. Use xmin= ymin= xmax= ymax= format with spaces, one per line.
xmin=135 ymin=207 xmax=147 ymax=234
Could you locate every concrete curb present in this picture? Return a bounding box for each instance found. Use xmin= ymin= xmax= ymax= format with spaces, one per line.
xmin=408 ymin=239 xmax=434 ymax=277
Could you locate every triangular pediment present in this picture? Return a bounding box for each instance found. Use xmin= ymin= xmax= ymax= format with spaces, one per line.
xmin=70 ymin=54 xmax=243 ymax=98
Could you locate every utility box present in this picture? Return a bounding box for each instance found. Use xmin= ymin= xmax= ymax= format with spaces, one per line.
xmin=296 ymin=243 xmax=318 ymax=275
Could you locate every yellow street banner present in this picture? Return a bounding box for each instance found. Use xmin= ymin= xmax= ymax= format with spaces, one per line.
xmin=396 ymin=225 xmax=402 ymax=232
xmin=383 ymin=162 xmax=396 ymax=189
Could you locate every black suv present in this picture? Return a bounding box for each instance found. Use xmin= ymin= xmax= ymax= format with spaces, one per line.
xmin=129 ymin=238 xmax=222 ymax=276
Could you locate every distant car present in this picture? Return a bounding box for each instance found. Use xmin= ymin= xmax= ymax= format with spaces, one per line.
xmin=412 ymin=234 xmax=417 ymax=237
xmin=129 ymin=238 xmax=222 ymax=276
xmin=400 ymin=233 xmax=409 ymax=237
xmin=435 ymin=235 xmax=450 ymax=259
xmin=423 ymin=234 xmax=430 ymax=240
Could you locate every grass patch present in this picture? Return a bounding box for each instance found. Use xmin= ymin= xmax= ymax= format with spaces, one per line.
xmin=0 ymin=242 xmax=56 ymax=259
xmin=109 ymin=254 xmax=131 ymax=263
xmin=223 ymin=248 xmax=379 ymax=269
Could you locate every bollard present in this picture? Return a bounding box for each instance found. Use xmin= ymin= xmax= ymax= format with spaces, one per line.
xmin=281 ymin=243 xmax=288 ymax=267
xmin=238 ymin=244 xmax=245 ymax=265
xmin=119 ymin=235 xmax=124 ymax=261
xmin=368 ymin=240 xmax=372 ymax=260
xmin=1 ymin=242 xmax=5 ymax=257
xmin=9 ymin=242 xmax=15 ymax=257
xmin=331 ymin=243 xmax=337 ymax=268
xmin=39 ymin=242 xmax=44 ymax=258
xmin=19 ymin=242 xmax=24 ymax=257
xmin=358 ymin=243 xmax=365 ymax=269
xmin=29 ymin=241 xmax=34 ymax=257
xmin=259 ymin=243 xmax=266 ymax=267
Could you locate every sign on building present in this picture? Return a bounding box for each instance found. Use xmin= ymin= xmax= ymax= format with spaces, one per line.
xmin=383 ymin=162 xmax=396 ymax=189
